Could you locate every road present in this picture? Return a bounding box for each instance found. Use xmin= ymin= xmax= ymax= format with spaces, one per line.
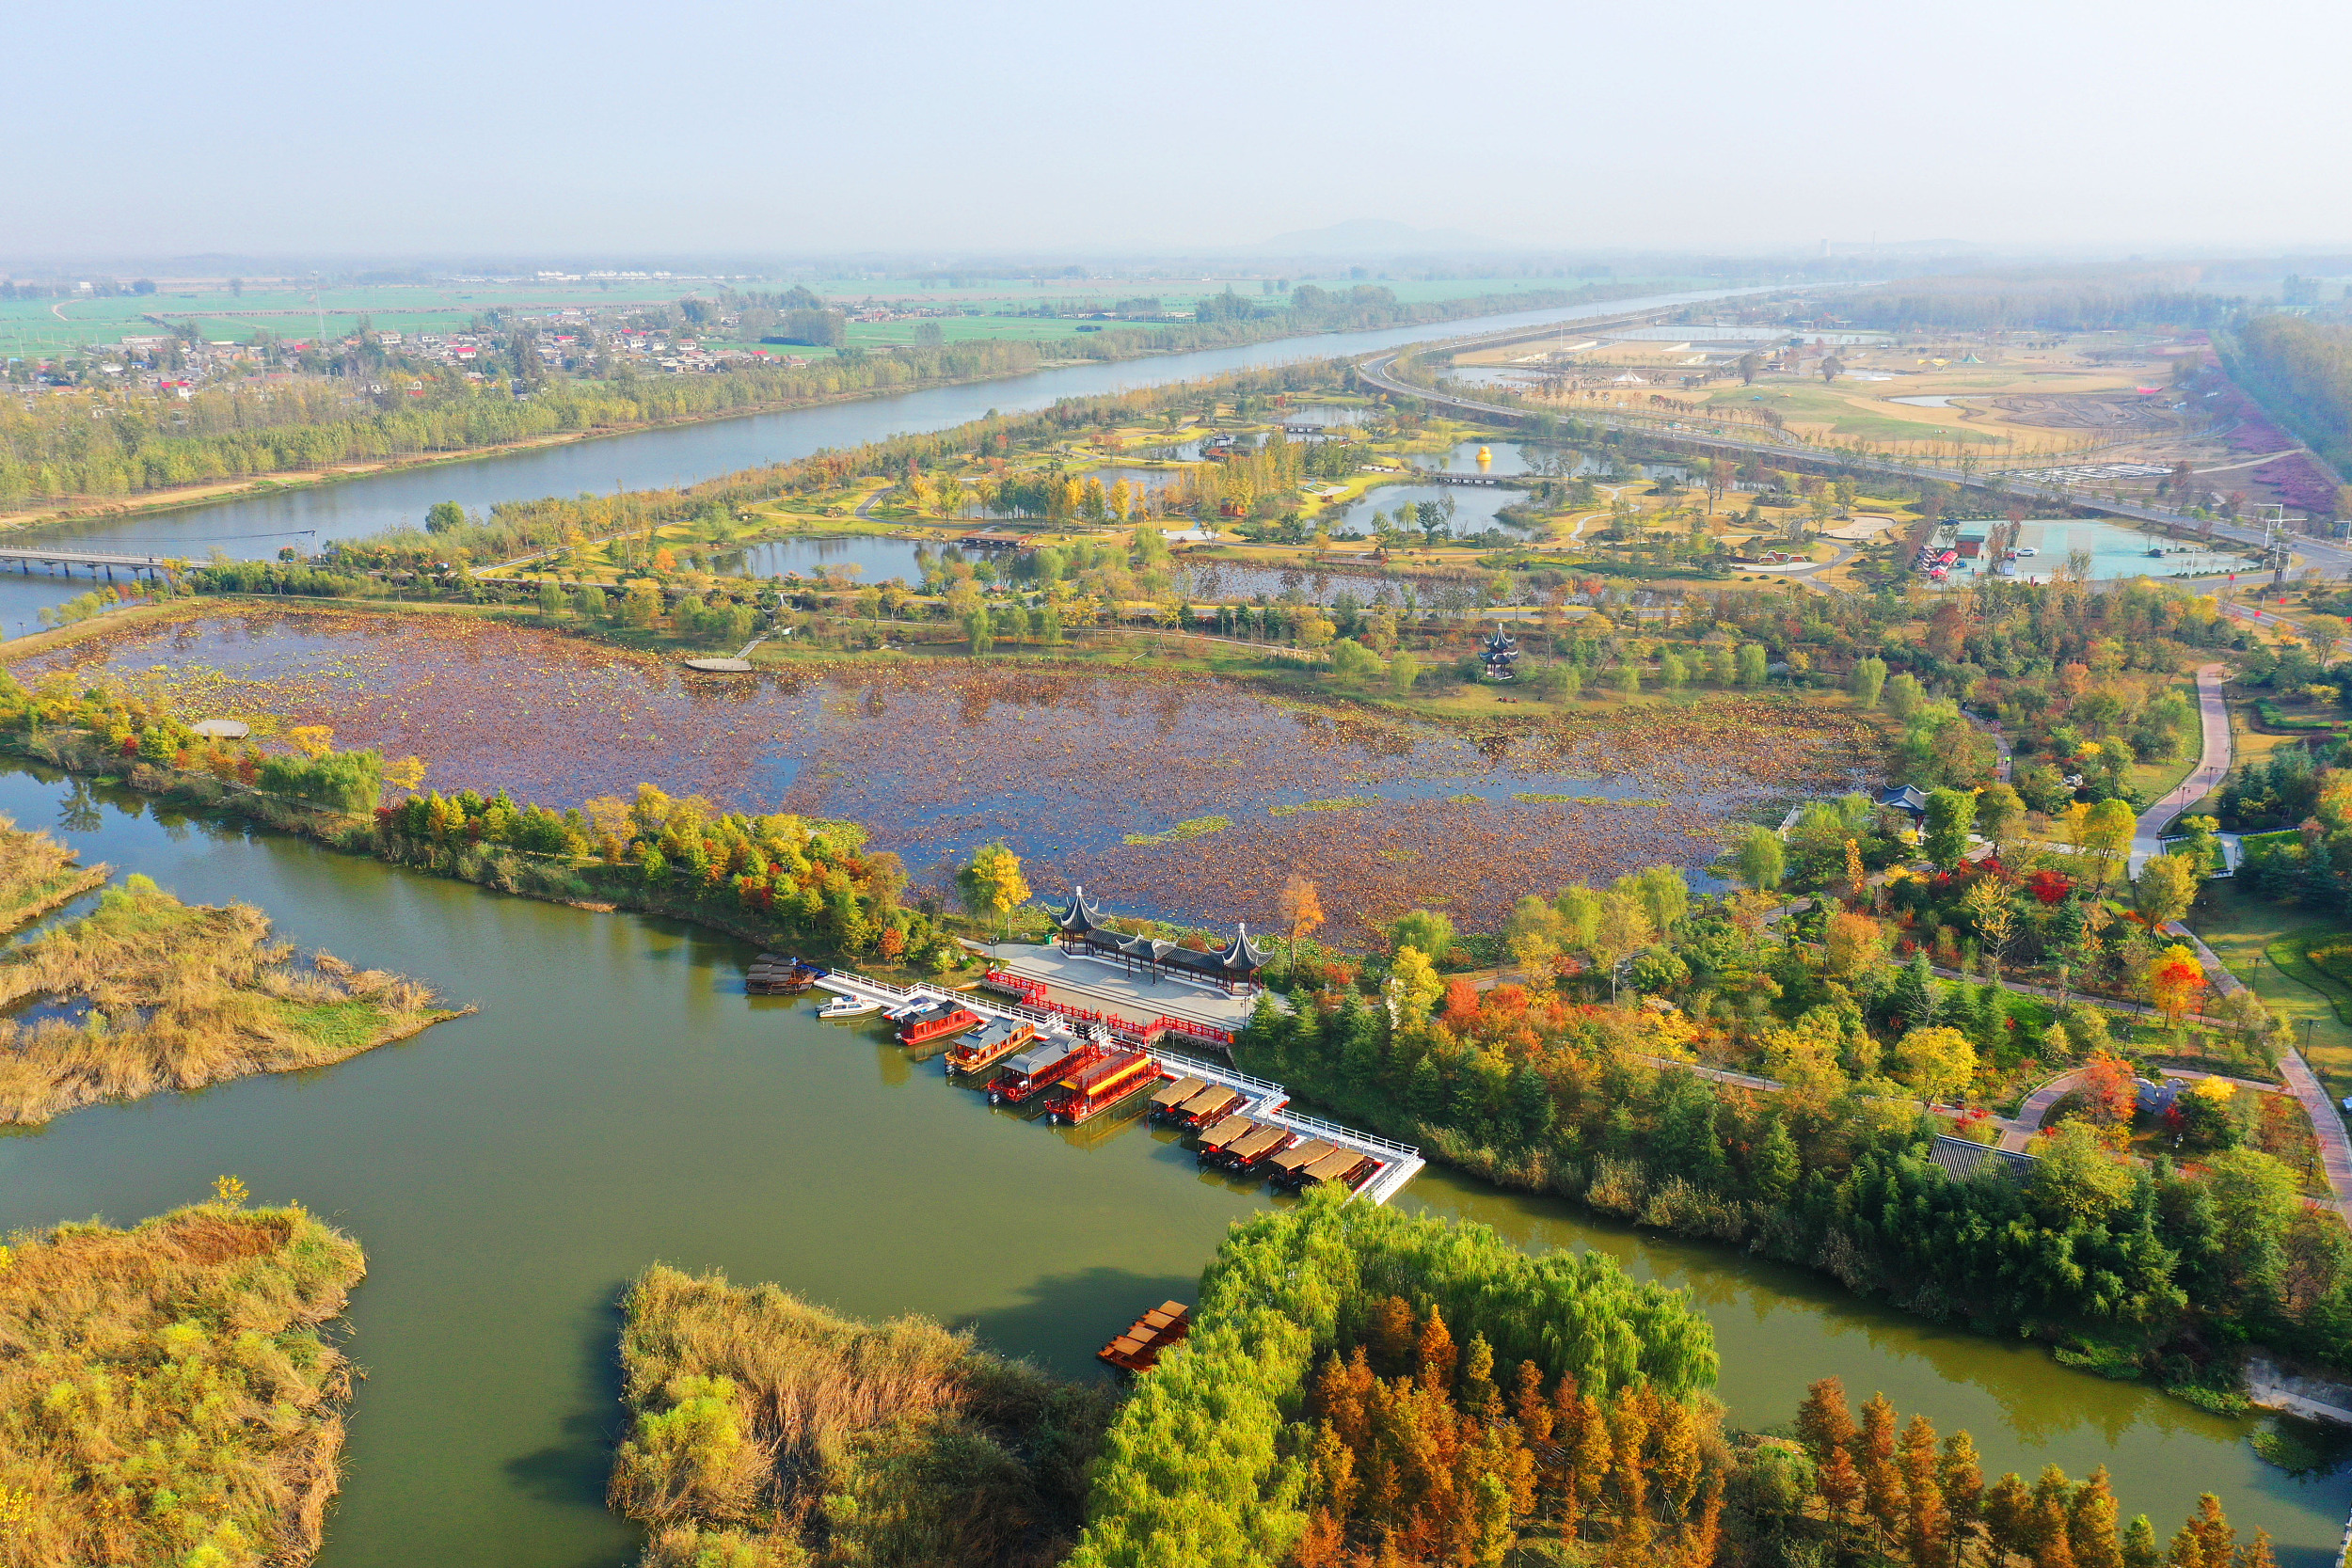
xmin=2134 ymin=662 xmax=2232 ymax=862
xmin=1354 ymin=350 xmax=2352 ymax=580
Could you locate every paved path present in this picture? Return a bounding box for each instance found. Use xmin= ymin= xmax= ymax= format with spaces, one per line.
xmin=2280 ymin=1049 xmax=2352 ymax=1220
xmin=2135 ymin=663 xmax=2232 ymax=862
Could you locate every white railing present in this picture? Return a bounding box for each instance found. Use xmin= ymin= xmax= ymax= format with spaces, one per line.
xmin=1154 ymin=1048 xmax=1288 ymax=1101
xmin=1265 ymin=1108 xmax=1422 ymax=1161
xmin=813 ymin=970 xmax=1422 ymax=1190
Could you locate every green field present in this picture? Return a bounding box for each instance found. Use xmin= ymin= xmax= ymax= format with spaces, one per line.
xmin=1700 ymin=381 xmax=2009 ymax=445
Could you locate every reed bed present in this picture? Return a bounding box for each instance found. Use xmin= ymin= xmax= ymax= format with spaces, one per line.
xmin=0 ymin=1199 xmax=367 ymax=1568
xmin=0 ymin=873 xmax=469 ymax=1125
xmin=0 ymin=814 xmax=108 ymax=934
xmin=612 ymin=1265 xmax=1117 ymax=1568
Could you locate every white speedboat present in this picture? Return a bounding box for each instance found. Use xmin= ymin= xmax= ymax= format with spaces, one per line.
xmin=817 ymin=993 xmax=880 ymax=1020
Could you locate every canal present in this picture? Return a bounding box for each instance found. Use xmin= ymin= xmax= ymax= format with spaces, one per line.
xmin=0 ymin=286 xmax=1769 ymax=636
xmin=0 ymin=766 xmax=2344 ymax=1565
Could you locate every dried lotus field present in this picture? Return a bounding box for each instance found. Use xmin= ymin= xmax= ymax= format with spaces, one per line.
xmin=17 ymin=607 xmax=1880 ymax=936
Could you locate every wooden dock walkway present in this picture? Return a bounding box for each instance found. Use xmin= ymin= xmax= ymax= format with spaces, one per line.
xmin=808 ymin=968 xmax=1424 ymax=1203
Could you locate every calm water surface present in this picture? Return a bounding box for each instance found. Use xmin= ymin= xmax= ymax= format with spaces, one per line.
xmin=0 ymin=767 xmax=2342 ymax=1566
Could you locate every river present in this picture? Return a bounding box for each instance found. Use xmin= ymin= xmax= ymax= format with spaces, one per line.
xmin=0 ymin=766 xmax=2344 ymax=1565
xmin=0 ymin=287 xmax=1767 ymax=636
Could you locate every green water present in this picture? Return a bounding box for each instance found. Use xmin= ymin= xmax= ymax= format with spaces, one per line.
xmin=1 ymin=768 xmax=2345 ymax=1567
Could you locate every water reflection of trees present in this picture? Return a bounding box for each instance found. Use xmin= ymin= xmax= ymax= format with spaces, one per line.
xmin=1403 ymin=1176 xmax=2226 ymax=1450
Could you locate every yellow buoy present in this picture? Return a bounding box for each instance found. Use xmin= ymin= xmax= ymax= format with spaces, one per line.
xmin=1476 ymin=445 xmax=1492 ymax=466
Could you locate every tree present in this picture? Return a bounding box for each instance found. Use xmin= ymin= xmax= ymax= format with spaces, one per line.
xmin=1503 ymin=895 xmax=1565 ymax=974
xmin=1821 ymin=356 xmax=1845 ymax=384
xmin=2081 ymin=798 xmax=2137 ymax=890
xmin=2144 ymin=943 xmax=2208 ymax=1028
xmin=1390 ymin=650 xmax=1422 ymax=694
xmin=2132 ymin=854 xmax=2199 ymax=928
xmin=1385 ymin=944 xmax=1444 ymax=1028
xmin=2029 ymin=1122 xmax=2134 ymax=1224
xmin=1327 ymin=638 xmax=1382 ymax=683
xmin=1975 ymin=783 xmax=2026 ymax=856
xmin=1733 ymin=826 xmax=1785 ymax=892
xmin=1621 ymin=864 xmax=1691 ymax=933
xmin=1586 ymin=893 xmax=1656 ymax=1000
xmin=1390 ymin=909 xmax=1454 ymax=964
xmin=1849 ymin=656 xmax=1887 ymax=706
xmin=1278 ymin=874 xmax=1325 ymax=966
xmin=2076 ymin=1050 xmax=2137 ymax=1126
xmin=1924 ymin=786 xmax=1978 ymax=870
xmin=1892 ymin=1025 xmax=1977 ymax=1103
xmin=425 ymin=500 xmax=466 ymax=534
xmin=1962 ymin=876 xmax=2019 ymax=974
xmin=956 ymin=841 xmax=1030 ymax=940
xmin=1737 ymin=642 xmax=1769 ymax=686
xmin=1824 ymin=911 xmax=1890 ymax=981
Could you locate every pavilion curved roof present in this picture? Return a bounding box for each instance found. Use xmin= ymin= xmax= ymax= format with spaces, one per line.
xmin=1218 ymin=924 xmax=1266 ymax=973
xmin=1054 ymin=885 xmax=1104 ymax=935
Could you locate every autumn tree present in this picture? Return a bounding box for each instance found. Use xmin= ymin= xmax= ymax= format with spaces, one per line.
xmin=956 ymin=841 xmax=1031 ymax=940
xmin=2132 ymin=853 xmax=2200 ymax=928
xmin=1278 ymin=874 xmax=1325 ymax=972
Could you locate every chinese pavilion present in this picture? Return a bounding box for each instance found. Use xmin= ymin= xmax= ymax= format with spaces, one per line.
xmin=1051 ymin=886 xmax=1266 ymax=990
xmin=1481 ymin=625 xmax=1519 ymax=681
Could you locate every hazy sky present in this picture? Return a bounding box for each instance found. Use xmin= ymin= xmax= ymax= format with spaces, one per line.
xmin=17 ymin=0 xmax=2352 ymax=261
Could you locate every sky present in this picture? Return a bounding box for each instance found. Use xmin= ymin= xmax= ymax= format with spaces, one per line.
xmin=15 ymin=0 xmax=2352 ymax=263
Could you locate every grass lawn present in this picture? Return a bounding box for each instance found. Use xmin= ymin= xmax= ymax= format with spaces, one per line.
xmin=2189 ymin=880 xmax=2352 ymax=1105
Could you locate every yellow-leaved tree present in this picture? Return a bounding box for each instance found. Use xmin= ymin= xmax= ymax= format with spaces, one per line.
xmin=958 ymin=842 xmax=1031 ymax=941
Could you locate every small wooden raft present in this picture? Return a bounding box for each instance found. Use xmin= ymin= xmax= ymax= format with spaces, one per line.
xmin=1098 ymin=1299 xmax=1191 ymax=1373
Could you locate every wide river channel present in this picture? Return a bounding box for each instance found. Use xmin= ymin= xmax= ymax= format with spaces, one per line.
xmin=0 ymin=286 xmax=1762 ymax=634
xmin=0 ymin=766 xmax=2345 ymax=1566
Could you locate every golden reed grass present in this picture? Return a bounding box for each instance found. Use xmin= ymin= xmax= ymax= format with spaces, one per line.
xmin=0 ymin=1199 xmax=366 ymax=1568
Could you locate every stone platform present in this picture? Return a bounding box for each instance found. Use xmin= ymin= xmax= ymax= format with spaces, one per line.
xmin=979 ymin=942 xmax=1264 ymax=1035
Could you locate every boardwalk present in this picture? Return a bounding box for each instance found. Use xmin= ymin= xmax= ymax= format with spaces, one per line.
xmin=803 ymin=967 xmax=1424 ymax=1203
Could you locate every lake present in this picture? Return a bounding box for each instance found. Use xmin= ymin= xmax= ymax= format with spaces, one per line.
xmin=18 ymin=608 xmax=1872 ymax=931
xmin=0 ymin=766 xmax=2344 ymax=1565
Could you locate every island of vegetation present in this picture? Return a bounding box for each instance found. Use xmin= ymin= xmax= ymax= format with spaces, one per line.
xmin=608 ymin=1194 xmax=2286 ymax=1568
xmin=0 ymin=1186 xmax=367 ymax=1568
xmin=0 ymin=810 xmax=468 ymax=1125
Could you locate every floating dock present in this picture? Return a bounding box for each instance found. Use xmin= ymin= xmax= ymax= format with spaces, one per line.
xmin=806 ymin=969 xmax=1424 ymax=1203
xmin=1098 ymin=1299 xmax=1191 ymax=1373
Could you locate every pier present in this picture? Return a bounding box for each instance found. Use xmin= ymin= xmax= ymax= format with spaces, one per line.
xmin=805 ymin=966 xmax=1423 ymax=1204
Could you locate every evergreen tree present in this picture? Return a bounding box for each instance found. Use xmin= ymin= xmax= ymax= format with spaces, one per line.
xmin=1895 ymin=951 xmax=1940 ymax=1029
xmin=1754 ymin=1115 xmax=1801 ymax=1205
xmin=1406 ymin=1053 xmax=1445 ymax=1125
xmin=1508 ymin=1060 xmax=1554 ymax=1146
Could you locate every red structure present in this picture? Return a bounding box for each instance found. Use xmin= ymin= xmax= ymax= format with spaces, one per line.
xmin=1044 ymin=1050 xmax=1163 ymax=1126
xmin=896 ymin=999 xmax=980 ymax=1049
xmin=987 ymin=1037 xmax=1104 ymax=1106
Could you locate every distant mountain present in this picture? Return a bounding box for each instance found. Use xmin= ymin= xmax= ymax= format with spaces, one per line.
xmin=1245 ymin=218 xmax=1509 ymax=256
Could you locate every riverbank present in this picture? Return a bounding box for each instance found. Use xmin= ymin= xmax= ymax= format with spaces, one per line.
xmin=1 ymin=760 xmax=2344 ymax=1566
xmin=0 ymin=282 xmax=1707 ymax=542
xmin=0 ymin=1198 xmax=368 ymax=1568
